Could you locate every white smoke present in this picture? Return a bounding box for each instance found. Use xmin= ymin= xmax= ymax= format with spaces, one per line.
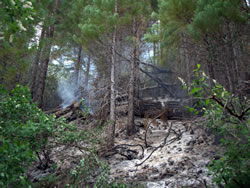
xmin=57 ymin=79 xmax=77 ymax=109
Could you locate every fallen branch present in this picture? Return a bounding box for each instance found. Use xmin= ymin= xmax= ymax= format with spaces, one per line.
xmin=104 ymin=143 xmax=145 ymax=160
xmin=144 ymin=108 xmax=169 ymax=147
xmin=136 ymin=122 xmax=176 ymax=166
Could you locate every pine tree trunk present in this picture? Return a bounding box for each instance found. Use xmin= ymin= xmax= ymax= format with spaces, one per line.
xmin=34 ymin=28 xmax=54 ymax=108
xmin=153 ymin=42 xmax=156 ymax=64
xmin=74 ymin=46 xmax=82 ymax=88
xmin=84 ymin=55 xmax=91 ymax=99
xmin=33 ymin=0 xmax=59 ymax=108
xmin=203 ymin=37 xmax=216 ymax=87
xmin=85 ymin=55 xmax=91 ymax=90
xmin=134 ymin=20 xmax=141 ymax=100
xmin=222 ymin=25 xmax=235 ymax=93
xmin=31 ymin=27 xmax=45 ymax=99
xmin=182 ymin=34 xmax=191 ymax=87
xmin=127 ymin=18 xmax=138 ymax=136
xmin=108 ymin=0 xmax=117 ymax=147
xmin=127 ymin=54 xmax=136 ymax=136
xmin=227 ymin=23 xmax=239 ymax=93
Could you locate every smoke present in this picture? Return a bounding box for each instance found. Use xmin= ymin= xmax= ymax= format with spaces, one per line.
xmin=57 ymin=79 xmax=78 ymax=109
xmin=56 ymin=71 xmax=92 ymax=111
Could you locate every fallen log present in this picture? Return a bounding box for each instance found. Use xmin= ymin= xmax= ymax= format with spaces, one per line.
xmin=46 ymin=101 xmax=91 ymax=123
xmin=54 ymin=102 xmax=80 ymax=118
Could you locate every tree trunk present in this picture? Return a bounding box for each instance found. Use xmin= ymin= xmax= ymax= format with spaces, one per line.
xmin=127 ymin=53 xmax=136 ymax=136
xmin=203 ymin=37 xmax=216 ymax=87
xmin=182 ymin=34 xmax=191 ymax=87
xmin=31 ymin=27 xmax=45 ymax=98
xmin=221 ymin=25 xmax=235 ymax=93
xmin=33 ymin=0 xmax=59 ymax=108
xmin=127 ymin=18 xmax=138 ymax=136
xmin=108 ymin=0 xmax=117 ymax=147
xmin=153 ymin=41 xmax=156 ymax=64
xmin=74 ymin=46 xmax=82 ymax=89
xmin=227 ymin=23 xmax=239 ymax=93
xmin=85 ymin=55 xmax=91 ymax=90
xmin=134 ymin=20 xmax=141 ymax=100
xmin=34 ymin=28 xmax=54 ymax=108
xmin=84 ymin=55 xmax=91 ymax=98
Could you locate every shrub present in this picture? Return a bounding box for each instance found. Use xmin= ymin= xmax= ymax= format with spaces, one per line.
xmin=0 ymin=85 xmax=143 ymax=187
xmin=0 ymin=85 xmax=54 ymax=187
xmin=179 ymin=65 xmax=250 ymax=188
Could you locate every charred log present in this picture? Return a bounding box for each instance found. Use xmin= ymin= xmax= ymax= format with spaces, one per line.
xmin=46 ymin=101 xmax=91 ymax=122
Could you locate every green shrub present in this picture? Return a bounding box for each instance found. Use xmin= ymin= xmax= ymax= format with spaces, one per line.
xmin=179 ymin=65 xmax=250 ymax=188
xmin=0 ymin=85 xmax=54 ymax=187
xmin=0 ymin=85 xmax=144 ymax=187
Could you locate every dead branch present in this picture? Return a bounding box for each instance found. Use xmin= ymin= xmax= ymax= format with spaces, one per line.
xmin=139 ymin=68 xmax=175 ymax=97
xmin=136 ymin=122 xmax=177 ymax=166
xmin=103 ymin=143 xmax=145 ymax=160
xmin=210 ymin=95 xmax=249 ymax=121
xmin=144 ymin=108 xmax=169 ymax=147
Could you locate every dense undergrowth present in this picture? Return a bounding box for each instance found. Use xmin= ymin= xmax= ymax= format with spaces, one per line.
xmin=180 ymin=65 xmax=250 ymax=188
xmin=0 ymin=85 xmax=134 ymax=188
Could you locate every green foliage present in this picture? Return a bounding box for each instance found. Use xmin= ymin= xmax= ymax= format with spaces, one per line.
xmin=179 ymin=65 xmax=250 ymax=187
xmin=0 ymin=0 xmax=44 ymax=90
xmin=189 ymin=0 xmax=247 ymax=39
xmin=67 ymin=152 xmax=110 ymax=188
xmin=0 ymin=85 xmax=54 ymax=187
xmin=158 ymin=0 xmax=196 ymax=44
xmin=156 ymin=0 xmax=248 ymax=49
xmin=0 ymin=0 xmax=35 ymax=41
xmin=71 ymin=0 xmax=152 ymax=45
xmin=73 ymin=0 xmax=119 ymax=44
xmin=0 ymin=85 xmax=109 ymax=187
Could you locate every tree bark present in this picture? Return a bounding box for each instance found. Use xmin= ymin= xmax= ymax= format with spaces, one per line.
xmin=108 ymin=0 xmax=117 ymax=147
xmin=85 ymin=55 xmax=91 ymax=91
xmin=221 ymin=25 xmax=235 ymax=93
xmin=33 ymin=0 xmax=60 ymax=108
xmin=84 ymin=54 xmax=91 ymax=101
xmin=182 ymin=34 xmax=191 ymax=87
xmin=74 ymin=46 xmax=82 ymax=89
xmin=127 ymin=18 xmax=138 ymax=136
xmin=31 ymin=27 xmax=45 ymax=99
xmin=227 ymin=23 xmax=239 ymax=93
xmin=203 ymin=36 xmax=216 ymax=87
xmin=153 ymin=41 xmax=156 ymax=64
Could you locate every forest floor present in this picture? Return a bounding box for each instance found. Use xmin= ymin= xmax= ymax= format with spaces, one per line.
xmin=107 ymin=118 xmax=219 ymax=188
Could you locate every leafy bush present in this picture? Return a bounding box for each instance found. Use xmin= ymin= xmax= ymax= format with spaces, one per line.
xmin=0 ymin=85 xmax=144 ymax=187
xmin=179 ymin=65 xmax=250 ymax=188
xmin=0 ymin=85 xmax=54 ymax=187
